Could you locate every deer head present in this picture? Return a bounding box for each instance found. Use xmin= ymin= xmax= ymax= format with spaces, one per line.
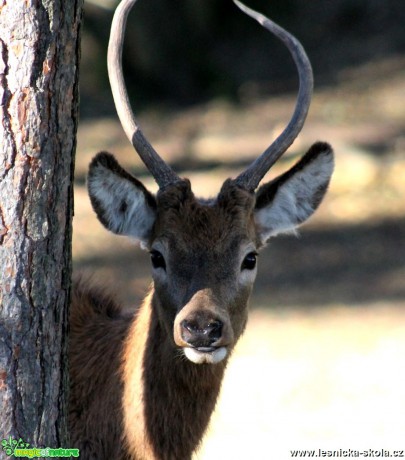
xmin=87 ymin=0 xmax=334 ymax=365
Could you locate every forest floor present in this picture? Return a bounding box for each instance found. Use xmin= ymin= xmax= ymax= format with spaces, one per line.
xmin=73 ymin=56 xmax=405 ymax=459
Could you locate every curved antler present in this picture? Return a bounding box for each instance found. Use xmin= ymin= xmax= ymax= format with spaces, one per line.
xmin=108 ymin=0 xmax=180 ymax=188
xmin=232 ymin=0 xmax=314 ymax=192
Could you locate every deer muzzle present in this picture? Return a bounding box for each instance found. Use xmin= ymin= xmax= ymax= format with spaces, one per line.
xmin=173 ymin=292 xmax=234 ymax=364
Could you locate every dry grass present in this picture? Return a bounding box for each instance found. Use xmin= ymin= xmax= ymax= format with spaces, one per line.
xmin=74 ymin=57 xmax=405 ymax=458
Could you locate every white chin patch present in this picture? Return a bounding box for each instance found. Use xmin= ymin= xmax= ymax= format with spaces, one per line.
xmin=183 ymin=347 xmax=228 ymax=364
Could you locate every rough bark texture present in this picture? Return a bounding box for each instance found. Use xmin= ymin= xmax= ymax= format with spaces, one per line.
xmin=0 ymin=0 xmax=83 ymax=448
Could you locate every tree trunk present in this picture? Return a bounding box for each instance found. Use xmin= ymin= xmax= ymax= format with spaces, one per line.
xmin=0 ymin=0 xmax=83 ymax=448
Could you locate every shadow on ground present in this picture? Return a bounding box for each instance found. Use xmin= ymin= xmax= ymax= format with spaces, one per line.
xmin=74 ymin=216 xmax=405 ymax=310
xmin=256 ymin=216 xmax=405 ymax=308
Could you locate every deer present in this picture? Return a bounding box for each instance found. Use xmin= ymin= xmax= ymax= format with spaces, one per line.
xmin=69 ymin=0 xmax=334 ymax=459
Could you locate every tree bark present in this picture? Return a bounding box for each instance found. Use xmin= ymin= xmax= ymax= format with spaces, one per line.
xmin=0 ymin=0 xmax=83 ymax=448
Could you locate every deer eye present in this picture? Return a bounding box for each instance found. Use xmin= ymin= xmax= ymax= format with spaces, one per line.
xmin=241 ymin=252 xmax=258 ymax=271
xmin=150 ymin=250 xmax=166 ymax=270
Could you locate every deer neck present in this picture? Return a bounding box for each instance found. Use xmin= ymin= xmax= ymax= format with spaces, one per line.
xmin=122 ymin=287 xmax=227 ymax=460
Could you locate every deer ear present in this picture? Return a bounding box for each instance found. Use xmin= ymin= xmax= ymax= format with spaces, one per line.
xmin=254 ymin=142 xmax=334 ymax=244
xmin=87 ymin=152 xmax=157 ymax=245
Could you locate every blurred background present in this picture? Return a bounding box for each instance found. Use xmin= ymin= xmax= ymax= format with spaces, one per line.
xmin=74 ymin=0 xmax=405 ymax=458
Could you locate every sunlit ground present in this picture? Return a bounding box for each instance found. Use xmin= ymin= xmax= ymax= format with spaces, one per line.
xmin=197 ymin=305 xmax=405 ymax=459
xmin=74 ymin=57 xmax=405 ymax=459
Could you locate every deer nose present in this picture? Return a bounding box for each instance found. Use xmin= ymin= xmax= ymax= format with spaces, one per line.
xmin=180 ymin=319 xmax=223 ymax=349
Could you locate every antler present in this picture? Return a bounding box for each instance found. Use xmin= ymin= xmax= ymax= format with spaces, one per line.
xmin=108 ymin=0 xmax=180 ymax=188
xmin=232 ymin=0 xmax=314 ymax=192
xmin=109 ymin=0 xmax=312 ymax=192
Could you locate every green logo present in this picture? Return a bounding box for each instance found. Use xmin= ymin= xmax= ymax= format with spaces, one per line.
xmin=1 ymin=437 xmax=80 ymax=458
xmin=1 ymin=438 xmax=29 ymax=456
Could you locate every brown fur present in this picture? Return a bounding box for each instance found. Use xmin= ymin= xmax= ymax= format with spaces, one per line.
xmin=121 ymin=292 xmax=227 ymax=459
xmin=69 ymin=277 xmax=132 ymax=459
xmin=70 ymin=149 xmax=333 ymax=458
xmin=69 ymin=182 xmax=257 ymax=459
xmin=70 ymin=280 xmax=228 ymax=459
xmin=153 ymin=179 xmax=258 ymax=247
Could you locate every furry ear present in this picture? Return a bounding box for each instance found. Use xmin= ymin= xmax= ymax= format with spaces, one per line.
xmin=254 ymin=142 xmax=334 ymax=244
xmin=87 ymin=152 xmax=156 ymax=245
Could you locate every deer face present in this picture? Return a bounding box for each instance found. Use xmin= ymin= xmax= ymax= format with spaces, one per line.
xmin=87 ymin=142 xmax=333 ymax=364
xmin=149 ymin=179 xmax=257 ymax=364
xmin=89 ymin=0 xmax=335 ymax=364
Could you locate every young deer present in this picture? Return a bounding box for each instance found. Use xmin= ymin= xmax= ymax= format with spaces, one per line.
xmin=69 ymin=0 xmax=334 ymax=458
